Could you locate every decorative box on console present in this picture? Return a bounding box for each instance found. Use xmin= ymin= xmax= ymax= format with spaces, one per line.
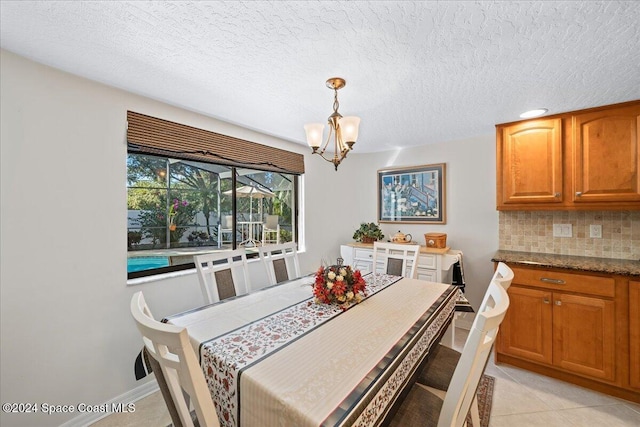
xmin=424 ymin=233 xmax=447 ymax=249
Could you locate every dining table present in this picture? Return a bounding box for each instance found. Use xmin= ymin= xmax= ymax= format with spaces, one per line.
xmin=165 ymin=272 xmax=459 ymax=427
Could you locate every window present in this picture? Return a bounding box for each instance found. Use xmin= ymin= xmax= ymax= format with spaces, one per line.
xmin=127 ymin=153 xmax=298 ymax=278
xmin=125 ymin=111 xmax=304 ymax=279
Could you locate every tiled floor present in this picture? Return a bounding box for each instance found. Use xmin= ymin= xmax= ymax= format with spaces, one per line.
xmin=91 ymin=328 xmax=640 ymax=426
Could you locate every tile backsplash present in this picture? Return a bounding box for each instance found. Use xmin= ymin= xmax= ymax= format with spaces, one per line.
xmin=498 ymin=211 xmax=640 ymax=260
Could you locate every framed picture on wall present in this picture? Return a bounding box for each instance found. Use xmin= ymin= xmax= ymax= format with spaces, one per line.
xmin=377 ymin=163 xmax=446 ymax=224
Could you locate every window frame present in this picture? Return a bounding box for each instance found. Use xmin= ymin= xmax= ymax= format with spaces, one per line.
xmin=127 ymin=154 xmax=300 ymax=280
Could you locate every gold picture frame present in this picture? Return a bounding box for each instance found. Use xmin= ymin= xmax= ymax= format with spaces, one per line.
xmin=377 ymin=163 xmax=446 ymax=224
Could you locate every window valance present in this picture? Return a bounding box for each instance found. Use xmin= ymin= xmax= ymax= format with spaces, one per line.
xmin=126 ymin=111 xmax=305 ymax=174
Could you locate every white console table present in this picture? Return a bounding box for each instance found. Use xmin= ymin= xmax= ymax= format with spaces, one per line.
xmin=340 ymin=243 xmax=465 ymax=347
xmin=340 ymin=243 xmax=460 ymax=283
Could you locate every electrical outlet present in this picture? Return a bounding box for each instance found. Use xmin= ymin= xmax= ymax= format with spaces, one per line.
xmin=590 ymin=224 xmax=602 ymax=238
xmin=553 ymin=224 xmax=573 ymax=238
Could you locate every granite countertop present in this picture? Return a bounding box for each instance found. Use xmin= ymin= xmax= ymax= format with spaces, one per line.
xmin=492 ymin=250 xmax=640 ymax=277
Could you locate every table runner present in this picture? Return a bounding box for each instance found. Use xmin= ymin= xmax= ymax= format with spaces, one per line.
xmin=201 ymin=273 xmax=402 ymax=427
xmin=240 ymin=280 xmax=457 ymax=427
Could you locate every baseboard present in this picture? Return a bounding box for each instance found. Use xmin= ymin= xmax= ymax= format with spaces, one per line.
xmin=59 ymin=380 xmax=159 ymax=427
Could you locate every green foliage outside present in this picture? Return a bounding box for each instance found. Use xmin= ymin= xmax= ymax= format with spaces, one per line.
xmin=127 ymin=154 xmax=295 ymax=250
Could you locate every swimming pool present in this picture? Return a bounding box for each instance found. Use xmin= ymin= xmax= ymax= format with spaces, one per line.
xmin=127 ymin=256 xmax=170 ymax=273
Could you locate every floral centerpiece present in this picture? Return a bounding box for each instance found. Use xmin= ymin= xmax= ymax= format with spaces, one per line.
xmin=168 ymin=198 xmax=188 ymax=231
xmin=313 ymin=264 xmax=367 ymax=309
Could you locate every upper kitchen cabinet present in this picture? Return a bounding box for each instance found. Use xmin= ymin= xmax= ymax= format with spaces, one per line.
xmin=573 ymin=104 xmax=640 ymax=204
xmin=496 ymin=100 xmax=640 ymax=210
xmin=497 ymin=118 xmax=563 ymax=205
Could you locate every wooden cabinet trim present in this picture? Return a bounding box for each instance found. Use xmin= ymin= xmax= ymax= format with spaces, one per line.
xmin=630 ymin=281 xmax=640 ymax=389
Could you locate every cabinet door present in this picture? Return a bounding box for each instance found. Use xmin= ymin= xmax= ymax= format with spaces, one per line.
xmin=498 ymin=286 xmax=553 ymax=364
xmin=353 ymin=248 xmax=374 ymax=273
xmin=340 ymin=245 xmax=354 ymax=266
xmin=573 ymin=104 xmax=640 ymax=203
xmin=416 ymin=269 xmax=437 ymax=282
xmin=630 ymin=281 xmax=640 ymax=389
xmin=499 ymin=118 xmax=563 ymax=205
xmin=553 ymin=293 xmax=615 ymax=381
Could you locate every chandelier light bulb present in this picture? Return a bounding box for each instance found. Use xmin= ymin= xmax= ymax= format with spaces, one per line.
xmin=304 ymin=123 xmax=324 ymax=148
xmin=338 ymin=116 xmax=361 ymax=145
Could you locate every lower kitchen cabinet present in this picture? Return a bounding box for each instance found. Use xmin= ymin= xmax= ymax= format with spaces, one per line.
xmin=496 ymin=264 xmax=639 ymax=403
xmin=630 ymin=281 xmax=640 ymax=390
xmin=552 ymin=292 xmax=615 ymax=381
xmin=498 ymin=286 xmax=552 ymax=364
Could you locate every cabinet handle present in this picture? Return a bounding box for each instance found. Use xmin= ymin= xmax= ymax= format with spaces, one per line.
xmin=555 ymin=300 xmax=562 ymax=306
xmin=540 ymin=277 xmax=565 ymax=285
xmin=555 ymin=192 xmax=561 ymax=197
xmin=543 ymin=298 xmax=550 ymax=304
xmin=575 ymin=191 xmax=582 ymax=197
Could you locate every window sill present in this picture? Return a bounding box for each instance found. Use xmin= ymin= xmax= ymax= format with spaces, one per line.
xmin=127 ymin=268 xmax=197 ymax=286
xmin=125 ymin=253 xmax=277 ymax=286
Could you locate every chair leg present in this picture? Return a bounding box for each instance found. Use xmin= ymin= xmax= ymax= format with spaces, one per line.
xmin=470 ymin=395 xmax=480 ymax=427
xmin=451 ymin=315 xmax=457 ymax=346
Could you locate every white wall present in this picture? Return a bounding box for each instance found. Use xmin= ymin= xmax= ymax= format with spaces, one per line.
xmin=0 ymin=49 xmax=498 ymax=426
xmin=348 ymin=139 xmax=499 ymax=311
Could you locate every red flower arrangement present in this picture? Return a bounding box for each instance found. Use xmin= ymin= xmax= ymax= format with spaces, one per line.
xmin=313 ymin=264 xmax=367 ymax=309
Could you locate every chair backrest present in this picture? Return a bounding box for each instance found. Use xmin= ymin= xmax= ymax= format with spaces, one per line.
xmin=491 ymin=261 xmax=515 ymax=290
xmin=265 ymin=214 xmax=279 ymax=229
xmin=221 ymin=215 xmax=233 ymax=230
xmin=258 ymin=242 xmax=301 ymax=285
xmin=372 ymin=242 xmax=420 ymax=278
xmin=130 ymin=292 xmax=220 ymax=427
xmin=194 ymin=249 xmax=251 ymax=304
xmin=438 ymin=280 xmax=509 ymax=427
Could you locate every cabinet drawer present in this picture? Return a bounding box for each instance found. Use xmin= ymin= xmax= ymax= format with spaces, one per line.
xmin=511 ymin=266 xmax=614 ymax=298
xmin=354 ymin=249 xmax=374 ymax=261
xmin=417 ymin=254 xmax=437 ymax=270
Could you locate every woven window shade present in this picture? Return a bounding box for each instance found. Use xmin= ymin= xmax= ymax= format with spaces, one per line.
xmin=127 ymin=111 xmax=304 ymax=174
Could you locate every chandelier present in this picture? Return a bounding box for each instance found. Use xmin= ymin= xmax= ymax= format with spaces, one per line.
xmin=304 ymin=77 xmax=361 ymax=171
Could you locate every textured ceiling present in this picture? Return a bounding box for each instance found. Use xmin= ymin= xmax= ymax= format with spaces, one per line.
xmin=1 ymin=1 xmax=639 ymax=153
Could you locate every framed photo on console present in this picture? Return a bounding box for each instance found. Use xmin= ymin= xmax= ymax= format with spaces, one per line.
xmin=377 ymin=163 xmax=446 ymax=224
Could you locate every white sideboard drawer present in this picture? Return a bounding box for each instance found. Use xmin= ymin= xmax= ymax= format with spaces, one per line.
xmin=354 ymin=249 xmax=374 ymax=261
xmin=417 ymin=254 xmax=438 ymax=270
xmin=353 ymin=259 xmax=373 ymax=273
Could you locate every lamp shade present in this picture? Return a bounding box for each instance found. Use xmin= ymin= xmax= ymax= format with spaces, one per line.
xmin=338 ymin=116 xmax=360 ymax=144
xmin=304 ymin=123 xmax=325 ymax=148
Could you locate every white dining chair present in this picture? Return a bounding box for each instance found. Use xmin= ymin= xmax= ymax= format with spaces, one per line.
xmin=390 ymin=279 xmax=510 ymax=427
xmin=414 ymin=262 xmax=514 ymax=425
xmin=451 ymin=261 xmax=514 ymax=347
xmin=372 ymin=241 xmax=420 ymax=278
xmin=261 ymin=214 xmax=280 ymax=245
xmin=258 ymin=242 xmax=301 ymax=285
xmin=130 ymin=292 xmax=220 ymax=427
xmin=194 ymin=249 xmax=251 ymax=304
xmin=217 ymin=215 xmax=233 ymax=247
xmin=491 ymin=261 xmax=515 ymax=290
